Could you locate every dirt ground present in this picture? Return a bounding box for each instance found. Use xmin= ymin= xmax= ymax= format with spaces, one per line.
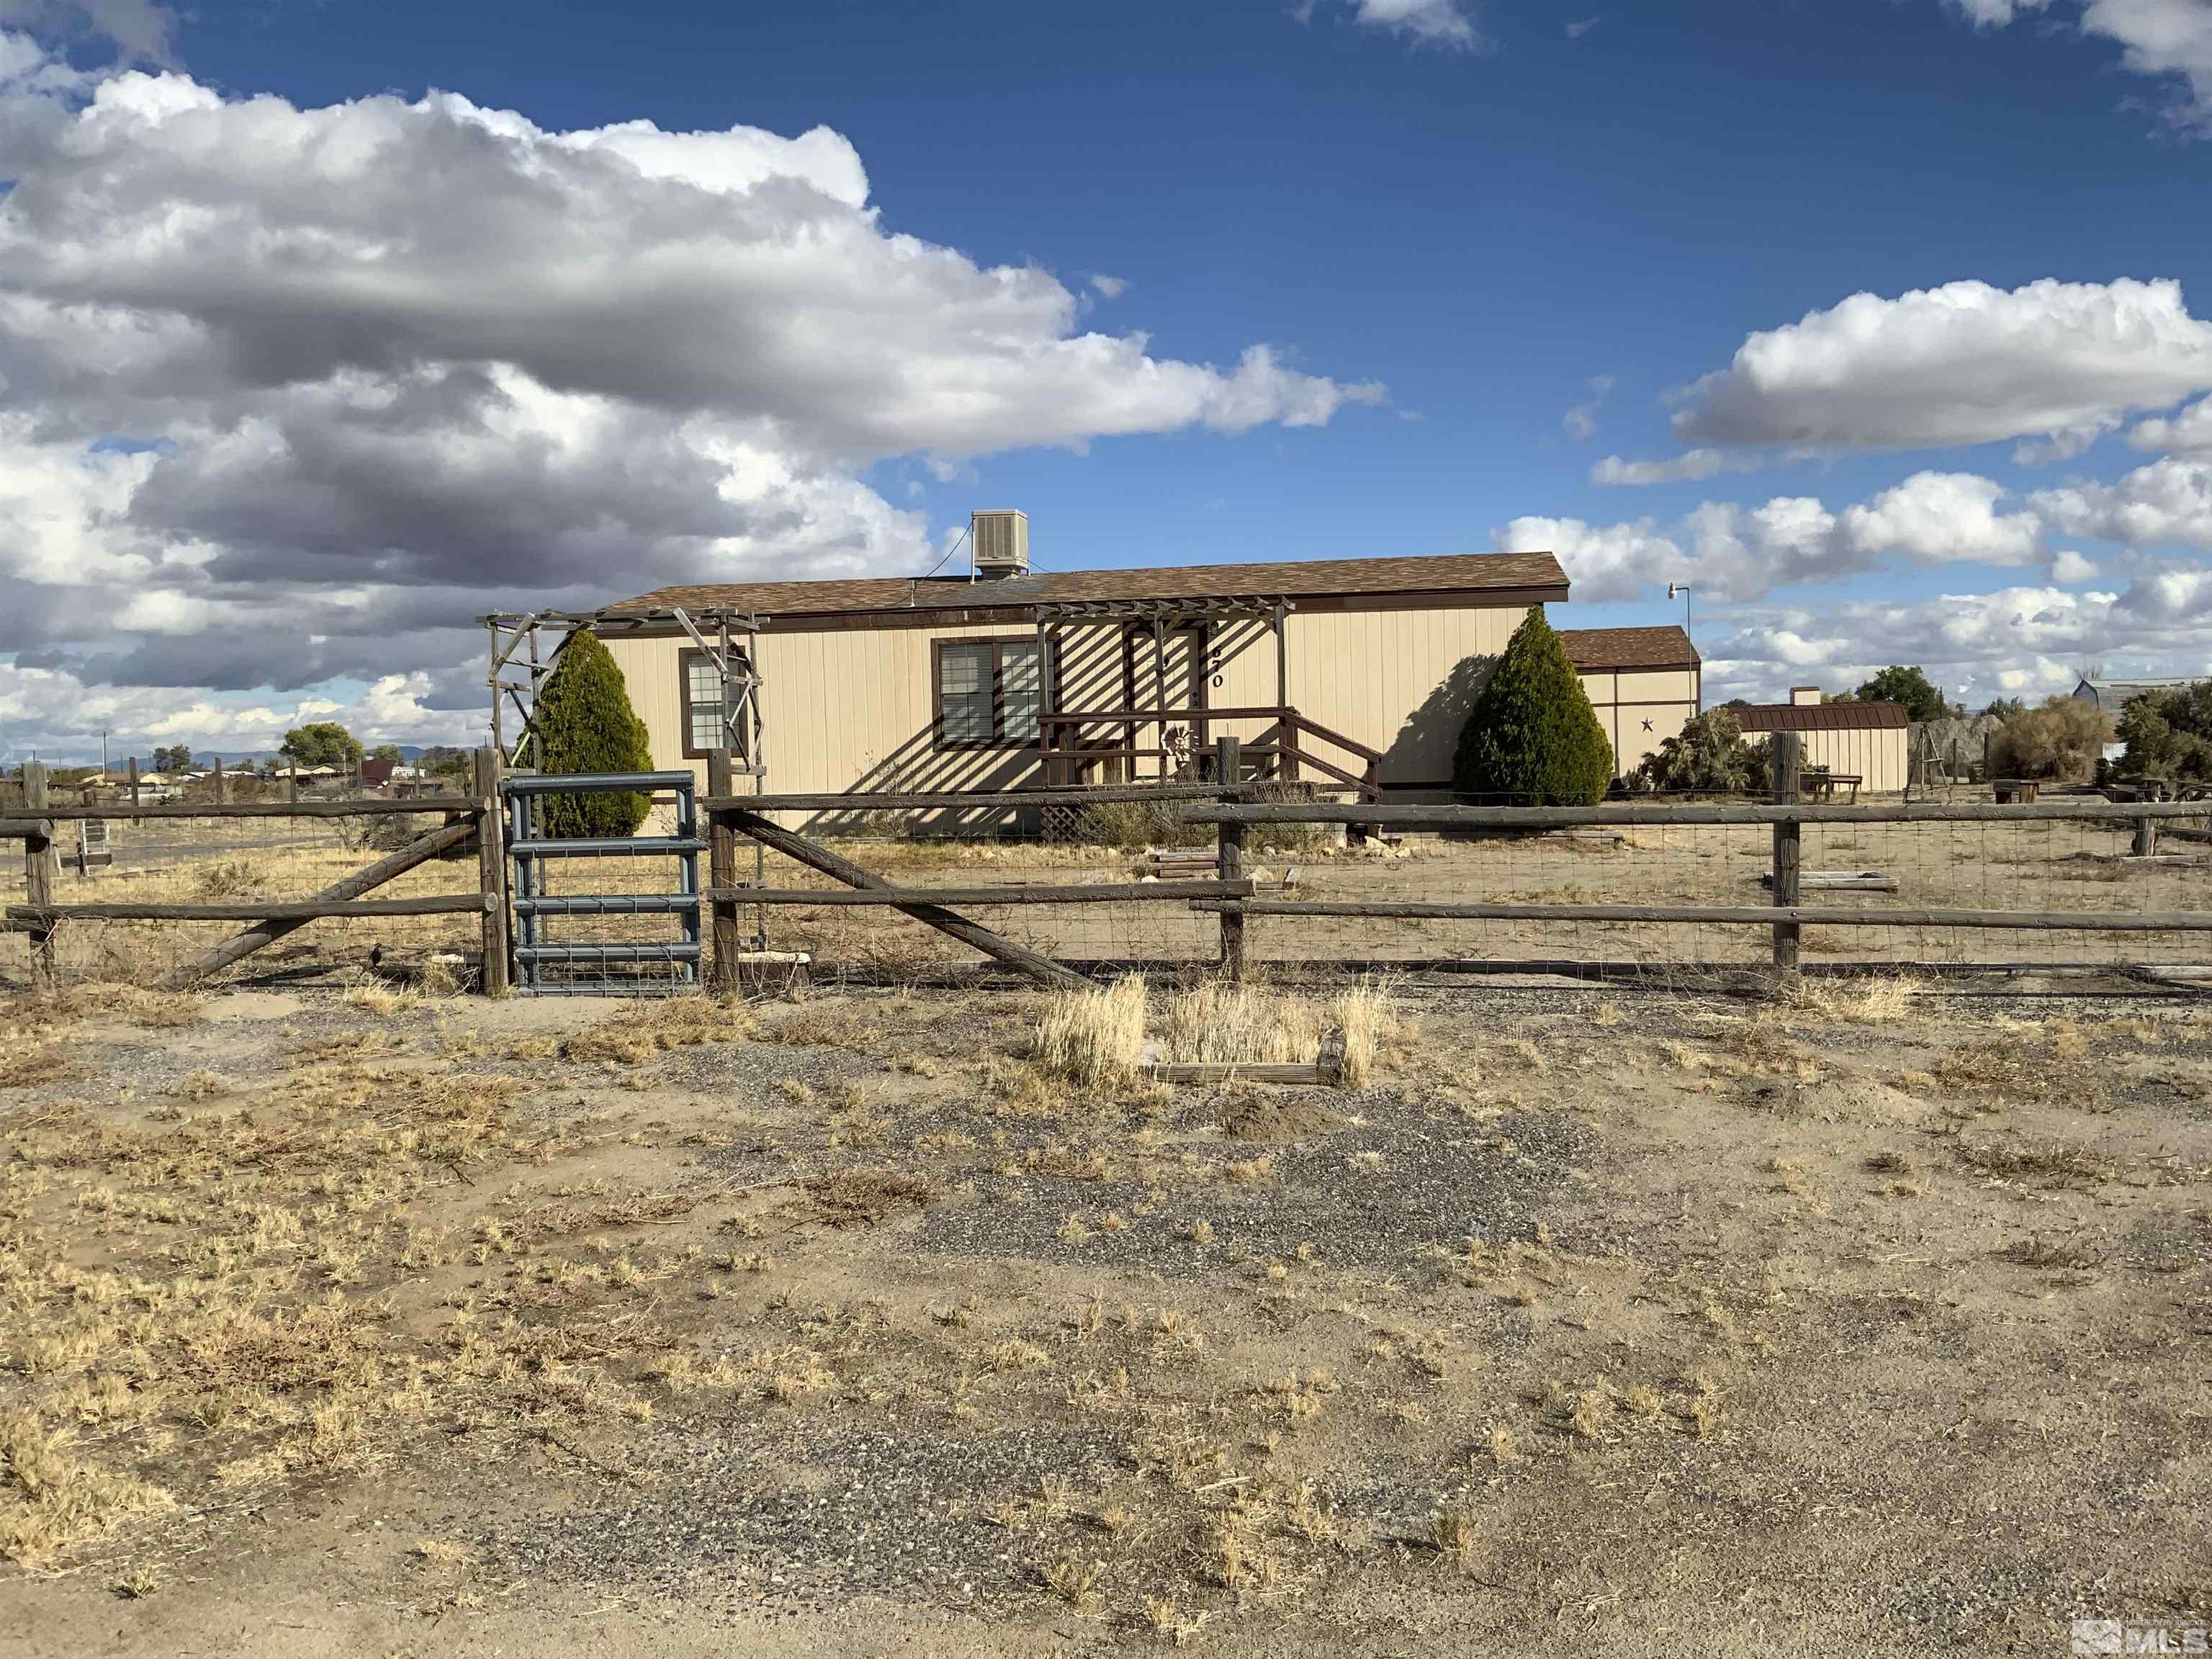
xmin=3 ymin=970 xmax=2208 ymax=1658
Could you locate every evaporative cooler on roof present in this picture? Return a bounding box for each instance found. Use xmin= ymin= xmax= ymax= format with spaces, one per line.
xmin=971 ymin=509 xmax=1029 ymax=578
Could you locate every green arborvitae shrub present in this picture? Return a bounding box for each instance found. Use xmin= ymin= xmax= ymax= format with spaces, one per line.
xmin=1451 ymin=608 xmax=1615 ymax=805
xmin=532 ymin=629 xmax=655 ymax=838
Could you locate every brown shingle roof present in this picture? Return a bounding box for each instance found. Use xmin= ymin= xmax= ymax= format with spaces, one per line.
xmin=1733 ymin=700 xmax=1909 ymax=732
xmin=1558 ymin=626 xmax=1699 ymax=670
xmin=609 ymin=550 xmax=1568 ymax=621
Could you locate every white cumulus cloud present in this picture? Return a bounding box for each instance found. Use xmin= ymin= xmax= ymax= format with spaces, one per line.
xmin=2031 ymin=455 xmax=2212 ymax=548
xmin=2129 ymin=394 xmax=2212 ymax=452
xmin=1671 ymin=277 xmax=2212 ymax=456
xmin=1943 ymin=0 xmax=2212 ymax=135
xmin=1305 ymin=0 xmax=1487 ymax=50
xmin=0 ymin=41 xmax=1382 ymax=755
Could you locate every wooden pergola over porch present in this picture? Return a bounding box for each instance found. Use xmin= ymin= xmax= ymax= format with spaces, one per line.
xmin=1030 ymin=595 xmax=1380 ymax=800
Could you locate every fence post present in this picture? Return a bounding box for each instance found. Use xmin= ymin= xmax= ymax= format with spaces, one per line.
xmin=23 ymin=761 xmax=55 ymax=989
xmin=2131 ymin=815 xmax=2157 ymax=858
xmin=211 ymin=757 xmax=224 ymax=805
xmin=1770 ymin=732 xmax=1802 ymax=977
xmin=706 ymin=748 xmax=740 ymax=992
xmin=288 ymin=758 xmax=300 ymax=803
xmin=127 ymin=756 xmax=140 ymax=809
xmin=473 ymin=745 xmax=508 ymax=996
xmin=1214 ymin=735 xmax=1246 ymax=981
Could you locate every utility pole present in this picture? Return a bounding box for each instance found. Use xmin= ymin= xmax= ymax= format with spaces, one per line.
xmin=1667 ymin=582 xmax=1693 ymax=645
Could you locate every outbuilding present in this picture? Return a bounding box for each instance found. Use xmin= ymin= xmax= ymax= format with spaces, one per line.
xmin=1732 ymin=688 xmax=1910 ymax=794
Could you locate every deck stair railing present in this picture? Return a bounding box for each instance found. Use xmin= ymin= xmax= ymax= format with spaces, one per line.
xmin=1038 ymin=704 xmax=1380 ymax=801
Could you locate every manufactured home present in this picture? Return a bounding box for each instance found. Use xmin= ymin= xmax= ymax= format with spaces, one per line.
xmin=1733 ymin=688 xmax=1910 ymax=793
xmin=595 ymin=532 xmax=1700 ymax=814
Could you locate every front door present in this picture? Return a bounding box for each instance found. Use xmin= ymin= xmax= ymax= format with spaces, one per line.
xmin=1123 ymin=624 xmax=1208 ymax=778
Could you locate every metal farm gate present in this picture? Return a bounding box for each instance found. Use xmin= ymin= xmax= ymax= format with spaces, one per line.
xmin=503 ymin=770 xmax=704 ymax=996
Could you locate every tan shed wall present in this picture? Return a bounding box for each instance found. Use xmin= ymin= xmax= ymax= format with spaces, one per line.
xmin=1578 ymin=666 xmax=1699 ymax=778
xmin=1794 ymin=727 xmax=1910 ymax=793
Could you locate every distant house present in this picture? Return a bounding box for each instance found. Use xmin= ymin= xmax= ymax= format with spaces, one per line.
xmin=2073 ymin=676 xmax=2206 ymax=709
xmin=1732 ymin=687 xmax=1910 ymax=793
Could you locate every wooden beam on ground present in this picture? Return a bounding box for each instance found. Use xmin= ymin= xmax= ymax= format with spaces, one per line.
xmin=719 ymin=809 xmax=1089 ymax=989
xmin=8 ymin=895 xmax=491 ymax=925
xmin=167 ymin=817 xmax=479 ymax=987
xmin=1762 ymin=870 xmax=1899 ymax=892
xmin=1191 ymin=899 xmax=2212 ymax=932
xmin=699 ymin=879 xmax=1254 ymax=907
xmin=1142 ymin=1060 xmax=1328 ymax=1084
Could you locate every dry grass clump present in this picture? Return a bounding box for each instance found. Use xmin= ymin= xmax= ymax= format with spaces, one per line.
xmin=558 ymin=995 xmax=755 ymax=1063
xmin=1165 ymin=981 xmax=1323 ymax=1067
xmin=193 ymin=858 xmax=264 ymax=899
xmin=1999 ymin=1234 xmax=2103 ymax=1271
xmin=1954 ymin=1136 xmax=2111 ymax=1186
xmin=1331 ymin=976 xmax=1401 ymax=1087
xmin=1791 ymin=974 xmax=1923 ymax=1025
xmin=803 ymin=1167 xmax=936 ymax=1226
xmin=0 ymin=1038 xmax=696 ymax=1573
xmin=763 ymin=997 xmax=891 ymax=1053
xmin=1428 ymin=1503 xmax=1480 ymax=1565
xmin=1160 ymin=976 xmax=1402 ymax=1084
xmin=0 ymin=1411 xmax=177 ymax=1565
xmin=1033 ymin=975 xmax=1147 ymax=1086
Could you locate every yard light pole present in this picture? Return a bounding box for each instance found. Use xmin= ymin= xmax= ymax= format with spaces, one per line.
xmin=1667 ymin=582 xmax=1692 ymax=644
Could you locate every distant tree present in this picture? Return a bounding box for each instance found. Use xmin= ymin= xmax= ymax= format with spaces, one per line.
xmin=1850 ymin=665 xmax=1951 ymax=724
xmin=150 ymin=743 xmax=195 ymax=775
xmin=1627 ymin=709 xmax=1770 ymax=795
xmin=1451 ymin=608 xmax=1614 ymax=805
xmin=2116 ymin=684 xmax=2212 ymax=782
xmin=1980 ymin=696 xmax=2026 ymax=722
xmin=368 ymin=742 xmax=403 ymax=763
xmin=534 ymin=630 xmax=655 ymax=837
xmin=1988 ymin=696 xmax=2112 ymax=783
xmin=418 ymin=745 xmax=471 ymax=777
xmin=281 ymin=721 xmax=363 ymax=770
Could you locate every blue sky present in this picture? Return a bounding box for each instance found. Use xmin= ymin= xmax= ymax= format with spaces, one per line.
xmin=1 ymin=0 xmax=2209 ymax=758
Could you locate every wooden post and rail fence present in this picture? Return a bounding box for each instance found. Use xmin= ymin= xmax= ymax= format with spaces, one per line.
xmin=6 ymin=733 xmax=2211 ymax=994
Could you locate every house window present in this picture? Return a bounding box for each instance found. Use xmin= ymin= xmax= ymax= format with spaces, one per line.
xmin=935 ymin=638 xmax=1043 ymax=748
xmin=680 ymin=649 xmax=747 ymax=760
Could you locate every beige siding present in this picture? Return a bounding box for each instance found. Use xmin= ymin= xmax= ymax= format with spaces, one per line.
xmin=607 ymin=598 xmax=1603 ymax=806
xmin=1578 ymin=666 xmax=1699 ymax=778
xmin=1282 ymin=606 xmax=1524 ymax=788
xmin=1796 ymin=727 xmax=1910 ymax=793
